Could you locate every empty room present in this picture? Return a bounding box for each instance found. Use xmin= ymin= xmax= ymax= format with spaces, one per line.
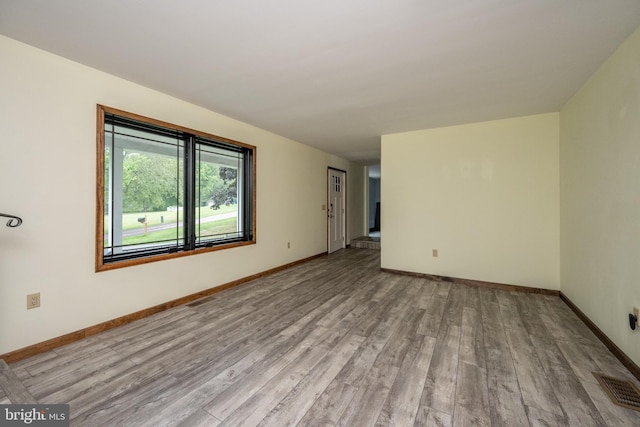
xmin=2 ymin=1 xmax=640 ymax=426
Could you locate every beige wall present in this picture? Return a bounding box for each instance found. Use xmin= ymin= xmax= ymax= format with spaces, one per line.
xmin=0 ymin=36 xmax=364 ymax=355
xmin=560 ymin=27 xmax=640 ymax=365
xmin=381 ymin=113 xmax=560 ymax=289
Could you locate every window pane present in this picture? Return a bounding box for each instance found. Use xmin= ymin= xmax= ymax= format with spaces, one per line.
xmin=195 ymin=142 xmax=243 ymax=245
xmin=103 ymin=123 xmax=184 ymax=260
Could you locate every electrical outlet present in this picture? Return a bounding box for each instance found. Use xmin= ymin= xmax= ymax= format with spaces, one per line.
xmin=27 ymin=292 xmax=40 ymax=309
xmin=432 ymin=249 xmax=438 ymax=257
xmin=634 ymin=306 xmax=639 ymax=320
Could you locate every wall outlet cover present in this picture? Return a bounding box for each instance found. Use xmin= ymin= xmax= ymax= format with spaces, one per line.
xmin=27 ymin=292 xmax=40 ymax=309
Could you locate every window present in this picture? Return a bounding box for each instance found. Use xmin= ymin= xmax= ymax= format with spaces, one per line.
xmin=96 ymin=105 xmax=256 ymax=271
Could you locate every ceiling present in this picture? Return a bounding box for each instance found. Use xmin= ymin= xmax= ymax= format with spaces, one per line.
xmin=2 ymin=1 xmax=640 ymax=164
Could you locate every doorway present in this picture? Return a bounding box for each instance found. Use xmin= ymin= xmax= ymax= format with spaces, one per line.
xmin=368 ymin=164 xmax=380 ymax=238
xmin=328 ymin=168 xmax=346 ymax=253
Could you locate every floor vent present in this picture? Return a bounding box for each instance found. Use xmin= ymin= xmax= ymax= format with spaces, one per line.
xmin=593 ymin=372 xmax=640 ymax=411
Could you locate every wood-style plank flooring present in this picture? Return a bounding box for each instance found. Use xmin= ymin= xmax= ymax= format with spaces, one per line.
xmin=7 ymin=249 xmax=640 ymax=426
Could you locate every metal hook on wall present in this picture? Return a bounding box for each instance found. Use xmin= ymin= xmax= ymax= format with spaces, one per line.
xmin=0 ymin=213 xmax=23 ymax=227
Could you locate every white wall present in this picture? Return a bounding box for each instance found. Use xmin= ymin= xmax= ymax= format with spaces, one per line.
xmin=560 ymin=26 xmax=640 ymax=365
xmin=381 ymin=113 xmax=560 ymax=289
xmin=346 ymin=161 xmax=367 ymax=241
xmin=0 ymin=35 xmax=364 ymax=355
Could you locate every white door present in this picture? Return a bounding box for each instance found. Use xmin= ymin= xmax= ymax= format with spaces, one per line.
xmin=328 ymin=168 xmax=346 ymax=253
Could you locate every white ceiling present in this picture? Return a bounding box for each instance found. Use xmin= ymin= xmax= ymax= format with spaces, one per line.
xmin=2 ymin=1 xmax=640 ymax=164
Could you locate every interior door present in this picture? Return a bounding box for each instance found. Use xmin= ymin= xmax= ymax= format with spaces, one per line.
xmin=328 ymin=168 xmax=346 ymax=253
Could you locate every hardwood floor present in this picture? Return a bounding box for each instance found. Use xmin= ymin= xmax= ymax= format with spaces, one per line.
xmin=7 ymin=249 xmax=640 ymax=426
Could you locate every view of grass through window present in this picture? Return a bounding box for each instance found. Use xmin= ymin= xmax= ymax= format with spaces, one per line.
xmin=99 ymin=106 xmax=255 ymax=269
xmin=104 ymin=141 xmax=242 ymax=249
xmin=104 ymin=205 xmax=238 ymax=247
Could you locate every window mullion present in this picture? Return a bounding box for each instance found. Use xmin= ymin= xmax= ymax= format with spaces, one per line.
xmin=243 ymin=151 xmax=253 ymax=239
xmin=184 ymin=135 xmax=197 ymax=250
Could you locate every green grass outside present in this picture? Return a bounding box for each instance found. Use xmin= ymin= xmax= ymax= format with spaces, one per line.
xmin=105 ymin=204 xmax=238 ymax=232
xmin=122 ymin=217 xmax=238 ymax=245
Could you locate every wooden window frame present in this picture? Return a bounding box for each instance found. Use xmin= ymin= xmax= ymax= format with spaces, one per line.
xmin=96 ymin=105 xmax=256 ymax=272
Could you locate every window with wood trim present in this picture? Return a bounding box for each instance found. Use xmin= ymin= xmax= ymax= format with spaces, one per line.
xmin=96 ymin=105 xmax=256 ymax=271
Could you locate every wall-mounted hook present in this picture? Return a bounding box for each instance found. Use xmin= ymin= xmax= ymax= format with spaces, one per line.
xmin=0 ymin=212 xmax=22 ymax=227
